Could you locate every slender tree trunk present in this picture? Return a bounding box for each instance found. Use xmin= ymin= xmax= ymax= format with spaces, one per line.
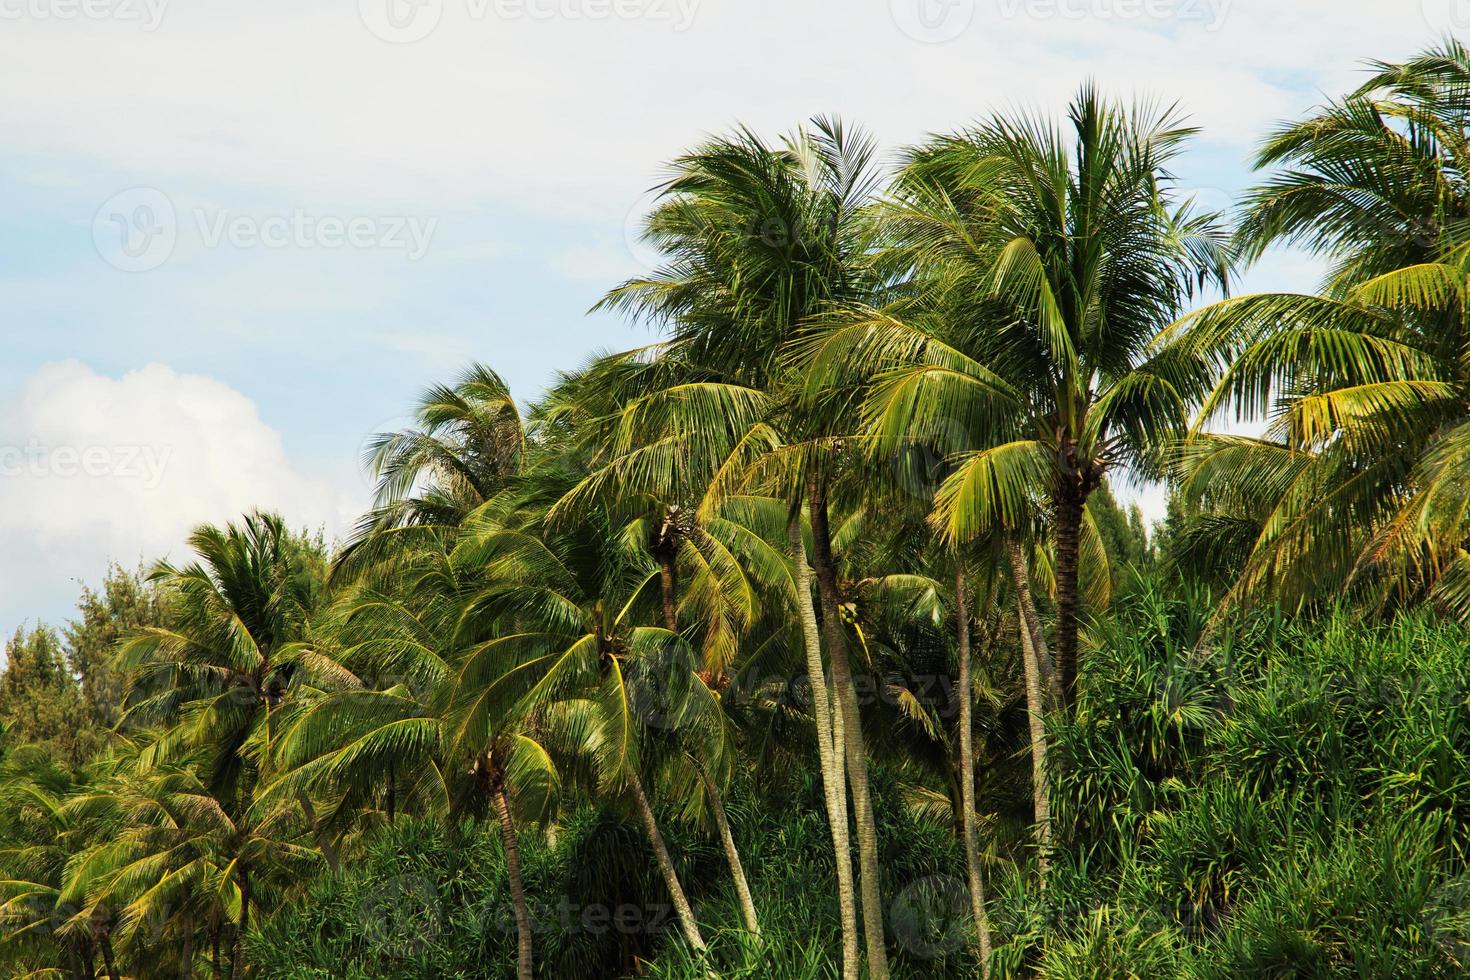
xmin=299 ymin=794 xmax=340 ymax=874
xmin=386 ymin=764 xmax=396 ymax=824
xmin=211 ymin=923 xmax=221 ymax=979
xmin=492 ymin=784 xmax=535 ymax=980
xmin=788 ymin=513 xmax=860 ymax=980
xmin=1053 ymin=492 xmax=1085 ymax=708
xmin=695 ymin=763 xmax=760 ymax=936
xmin=98 ymin=933 xmax=121 ymax=980
xmin=658 ymin=551 xmax=679 ymax=636
xmin=1017 ymin=599 xmax=1053 ymax=882
xmin=808 ymin=474 xmax=890 ymax=980
xmin=230 ymin=868 xmax=250 ymax=980
xmin=954 ymin=565 xmax=993 ymax=977
xmin=83 ymin=940 xmax=98 ymax=980
xmin=180 ymin=914 xmax=195 ymax=979
xmin=1007 ymin=540 xmax=1061 ymax=710
xmin=627 ymin=770 xmax=707 ymax=952
xmin=655 ymin=537 xmax=759 ymax=940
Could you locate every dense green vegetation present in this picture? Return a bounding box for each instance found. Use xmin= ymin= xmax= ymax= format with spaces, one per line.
xmin=6 ymin=40 xmax=1470 ymax=979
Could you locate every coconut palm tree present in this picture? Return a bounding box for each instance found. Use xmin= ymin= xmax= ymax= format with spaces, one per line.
xmin=603 ymin=116 xmax=891 ymax=979
xmin=338 ymin=363 xmax=526 ymax=583
xmin=449 ymin=493 xmax=731 ymax=955
xmin=806 ymin=85 xmax=1231 ymax=710
xmin=1168 ymin=41 xmax=1470 ymax=616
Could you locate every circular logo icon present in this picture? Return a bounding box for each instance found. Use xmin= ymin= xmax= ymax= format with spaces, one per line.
xmin=359 ymin=0 xmax=444 ymax=43
xmin=891 ymin=874 xmax=971 ymax=959
xmin=622 ymin=188 xmax=668 ymax=275
xmin=890 ymin=0 xmax=975 ymax=43
xmin=1421 ymin=0 xmax=1470 ymax=31
xmin=93 ymin=187 xmax=176 ymax=273
xmin=359 ymin=873 xmax=441 ymax=954
xmin=1425 ymin=875 xmax=1470 ymax=964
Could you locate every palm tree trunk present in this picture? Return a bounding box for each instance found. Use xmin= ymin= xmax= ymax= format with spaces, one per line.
xmin=808 ymin=474 xmax=890 ymax=980
xmin=626 ymin=770 xmax=707 ymax=952
xmin=954 ymin=564 xmax=993 ymax=977
xmin=211 ymin=923 xmax=221 ymax=979
xmin=1017 ymin=598 xmax=1053 ymax=882
xmin=1007 ymin=540 xmax=1061 ymax=710
xmin=695 ymin=763 xmax=760 ymax=936
xmin=180 ymin=914 xmax=195 ymax=979
xmin=655 ymin=538 xmax=759 ymax=941
xmin=788 ymin=513 xmax=860 ymax=980
xmin=230 ymin=867 xmax=250 ymax=980
xmin=658 ymin=551 xmax=679 ymax=635
xmin=299 ymin=794 xmax=340 ymax=874
xmin=98 ymin=933 xmax=121 ymax=980
xmin=1053 ymin=492 xmax=1085 ymax=708
xmin=492 ymin=784 xmax=535 ymax=980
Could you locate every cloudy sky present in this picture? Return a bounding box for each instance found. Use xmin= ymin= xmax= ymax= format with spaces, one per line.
xmin=0 ymin=0 xmax=1461 ymax=632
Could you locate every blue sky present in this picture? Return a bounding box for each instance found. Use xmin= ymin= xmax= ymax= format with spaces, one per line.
xmin=0 ymin=0 xmax=1461 ymax=633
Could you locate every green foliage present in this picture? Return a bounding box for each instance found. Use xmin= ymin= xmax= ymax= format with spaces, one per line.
xmin=1004 ymin=589 xmax=1470 ymax=978
xmin=12 ymin=42 xmax=1470 ymax=979
xmin=0 ymin=625 xmax=92 ymax=766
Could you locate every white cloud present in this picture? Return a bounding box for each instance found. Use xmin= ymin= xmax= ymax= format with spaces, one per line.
xmin=0 ymin=0 xmax=1448 ymax=222
xmin=0 ymin=362 xmax=360 ymax=626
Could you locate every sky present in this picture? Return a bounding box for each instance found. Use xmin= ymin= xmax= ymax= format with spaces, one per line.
xmin=0 ymin=0 xmax=1462 ymax=634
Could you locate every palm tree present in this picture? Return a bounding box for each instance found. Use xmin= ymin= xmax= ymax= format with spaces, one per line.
xmin=603 ymin=117 xmax=891 ymax=979
xmin=1168 ymin=41 xmax=1470 ymax=616
xmin=809 ymin=86 xmax=1230 ymax=709
xmin=115 ymin=512 xmax=340 ymax=974
xmin=0 ymin=745 xmax=108 ymax=978
xmin=338 ymin=363 xmax=526 ymax=583
xmin=267 ymin=534 xmax=561 ymax=980
xmin=450 ymin=495 xmax=726 ymax=954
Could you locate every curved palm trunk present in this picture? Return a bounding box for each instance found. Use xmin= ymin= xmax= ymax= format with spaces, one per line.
xmin=788 ymin=514 xmax=860 ymax=980
xmin=492 ymin=784 xmax=535 ymax=980
xmin=1007 ymin=540 xmax=1060 ymax=710
xmin=230 ymin=867 xmax=250 ymax=980
xmin=954 ymin=565 xmax=993 ymax=977
xmin=627 ymin=771 xmax=707 ymax=952
xmin=1017 ymin=599 xmax=1053 ymax=882
xmin=1053 ymin=492 xmax=1085 ymax=708
xmin=808 ymin=475 xmax=890 ymax=980
xmin=656 ymin=547 xmax=760 ymax=940
xmin=695 ymin=763 xmax=760 ymax=936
